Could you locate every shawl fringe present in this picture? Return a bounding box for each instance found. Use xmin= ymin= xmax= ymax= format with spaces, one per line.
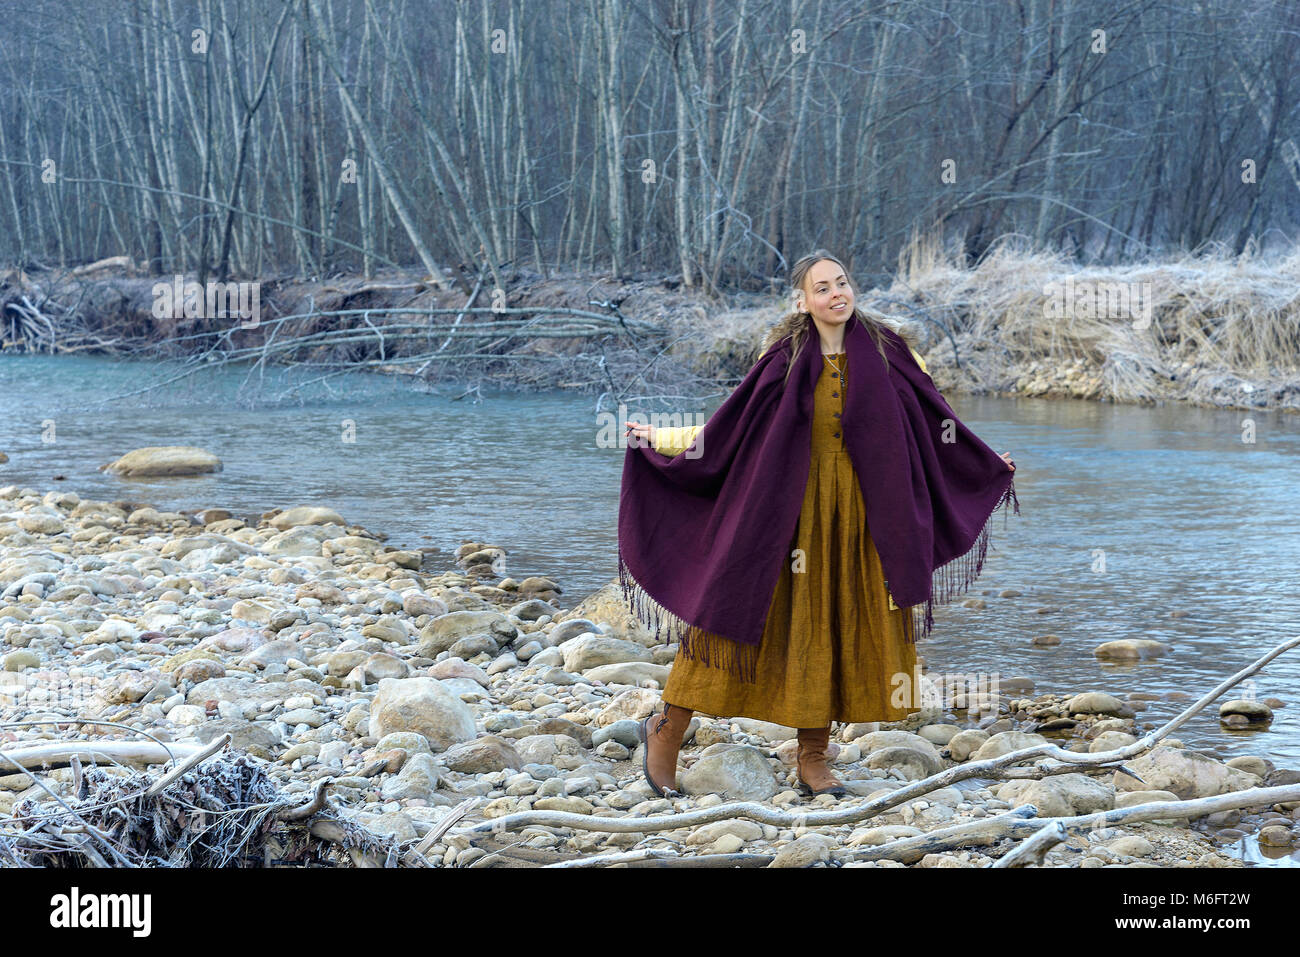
xmin=620 ymin=473 xmax=1020 ymax=677
xmin=617 ymin=547 xmax=759 ymax=683
xmin=910 ymin=474 xmax=1021 ymax=641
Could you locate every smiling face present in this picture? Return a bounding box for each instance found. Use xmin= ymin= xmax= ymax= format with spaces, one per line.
xmin=796 ymin=258 xmax=854 ymax=329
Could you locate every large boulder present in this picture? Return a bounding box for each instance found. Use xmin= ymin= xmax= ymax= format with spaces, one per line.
xmin=594 ymin=688 xmax=661 ymax=726
xmin=196 ymin=627 xmax=267 ymax=654
xmin=679 ymin=745 xmax=780 ymax=802
xmin=380 ymin=753 xmax=442 ymax=801
xmin=1093 ymin=639 xmax=1170 ymax=661
xmin=428 ymin=657 xmax=490 ymax=687
xmin=1064 ymin=692 xmax=1127 ymax=716
xmin=769 ymin=834 xmax=835 ymax=868
xmin=970 ymin=730 xmax=1049 ymax=761
xmin=102 ymin=446 xmax=222 ymax=477
xmin=581 ymin=662 xmax=671 ymax=686
xmin=560 ymin=633 xmax=653 ymax=673
xmin=268 ymin=506 xmax=347 ymax=530
xmin=512 ymin=733 xmax=585 ymax=767
xmin=1113 ymin=745 xmax=1261 ymax=800
xmin=186 ymin=676 xmax=325 ymax=707
xmin=160 ymin=534 xmax=255 ymax=560
xmin=1219 ymin=699 xmax=1273 ymax=724
xmin=367 ymin=677 xmax=477 ymax=752
xmin=864 ymin=745 xmax=942 ymax=780
xmin=418 ymin=611 xmax=517 ymax=657
xmin=944 ymin=729 xmax=990 ymax=761
xmin=261 ymin=526 xmax=333 ymax=558
xmin=554 ymin=581 xmax=646 ymax=642
xmin=439 ymin=735 xmax=523 ymax=774
xmin=17 ymin=512 xmax=65 ymax=535
xmin=854 ymin=730 xmax=942 ymax=761
xmin=997 ymin=772 xmax=1115 ymax=817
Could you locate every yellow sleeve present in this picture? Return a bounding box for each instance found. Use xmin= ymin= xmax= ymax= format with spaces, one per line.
xmin=652 ymin=424 xmax=705 ymax=457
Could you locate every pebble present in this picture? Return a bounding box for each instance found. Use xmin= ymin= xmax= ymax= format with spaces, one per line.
xmin=279 ymin=708 xmax=325 ymax=728
xmin=3 ymin=650 xmax=41 ymax=671
xmin=0 ymin=483 xmax=1277 ymax=871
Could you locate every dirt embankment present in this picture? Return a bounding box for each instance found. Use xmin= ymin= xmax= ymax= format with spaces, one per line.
xmin=4 ymin=244 xmax=1298 ymax=412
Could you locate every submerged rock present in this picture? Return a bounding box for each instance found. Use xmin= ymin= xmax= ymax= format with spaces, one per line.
xmin=1093 ymin=639 xmax=1170 ymax=660
xmin=101 ymin=445 xmax=222 ymax=477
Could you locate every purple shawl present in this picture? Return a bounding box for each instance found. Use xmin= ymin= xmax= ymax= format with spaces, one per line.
xmin=617 ymin=315 xmax=1019 ymax=682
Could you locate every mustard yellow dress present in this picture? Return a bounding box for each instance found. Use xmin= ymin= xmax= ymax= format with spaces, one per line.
xmin=652 ymin=347 xmax=928 ymax=728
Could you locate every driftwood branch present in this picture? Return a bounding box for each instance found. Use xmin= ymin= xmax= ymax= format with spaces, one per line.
xmin=0 ymin=740 xmax=211 ymax=773
xmin=544 ymin=848 xmax=776 ymax=868
xmin=143 ymin=733 xmax=231 ymax=798
xmin=276 ymin=776 xmax=333 ymax=822
xmin=408 ymin=797 xmax=478 ymax=865
xmin=0 ymin=746 xmax=138 ymax=867
xmin=609 ymin=852 xmax=777 ymax=868
xmin=456 ymin=636 xmax=1300 ymax=843
xmin=988 ymin=820 xmax=1068 ymax=867
xmin=306 ymin=818 xmax=386 ymax=868
xmin=850 ymin=783 xmax=1300 ymax=864
xmin=541 ymin=847 xmax=684 ymax=868
xmin=43 ymin=821 xmax=111 ymax=868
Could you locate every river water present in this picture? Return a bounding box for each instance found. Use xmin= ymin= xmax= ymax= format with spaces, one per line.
xmin=2 ymin=354 xmax=1298 ymax=803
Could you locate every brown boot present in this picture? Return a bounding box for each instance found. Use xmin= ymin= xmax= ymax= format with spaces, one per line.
xmin=637 ymin=702 xmax=694 ymax=797
xmin=797 ymin=725 xmax=847 ymax=797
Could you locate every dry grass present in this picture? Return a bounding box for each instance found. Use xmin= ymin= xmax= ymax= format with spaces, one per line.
xmin=648 ymin=233 xmax=1300 ymax=412
xmin=5 ymin=242 xmax=1298 ymax=411
xmin=883 ymin=233 xmax=1300 ymax=410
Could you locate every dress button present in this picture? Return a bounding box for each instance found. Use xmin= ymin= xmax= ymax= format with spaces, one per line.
xmin=833 ymin=412 xmax=840 ymax=418
xmin=831 ymin=392 xmax=838 ymax=398
xmin=832 ymin=432 xmax=840 ymax=438
xmin=831 ymin=372 xmax=838 ymax=378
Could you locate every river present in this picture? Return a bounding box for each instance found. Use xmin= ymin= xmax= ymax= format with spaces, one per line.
xmin=2 ymin=353 xmax=1298 ymax=785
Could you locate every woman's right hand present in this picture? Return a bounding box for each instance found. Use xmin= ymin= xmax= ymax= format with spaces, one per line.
xmin=625 ymin=421 xmax=656 ymax=446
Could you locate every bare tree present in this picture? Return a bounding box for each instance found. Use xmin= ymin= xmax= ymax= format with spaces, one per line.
xmin=0 ymin=0 xmax=1296 ymax=283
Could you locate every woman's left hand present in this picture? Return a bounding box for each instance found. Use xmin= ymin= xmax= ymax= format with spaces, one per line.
xmin=999 ymin=452 xmax=1015 ymax=472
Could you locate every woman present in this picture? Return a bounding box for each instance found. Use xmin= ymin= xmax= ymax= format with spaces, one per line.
xmin=620 ymin=250 xmax=1018 ymax=799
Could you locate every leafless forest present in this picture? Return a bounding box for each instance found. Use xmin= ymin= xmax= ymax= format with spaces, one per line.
xmin=2 ymin=0 xmax=1298 ymax=286
xmin=0 ymin=0 xmax=1298 ymax=409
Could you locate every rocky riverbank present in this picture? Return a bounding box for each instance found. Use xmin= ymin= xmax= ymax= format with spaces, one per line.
xmin=6 ymin=253 xmax=1299 ymax=413
xmin=1 ymin=483 xmax=1296 ymax=867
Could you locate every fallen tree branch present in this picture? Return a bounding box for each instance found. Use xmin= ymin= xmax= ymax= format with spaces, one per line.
xmin=0 ymin=718 xmax=223 ymax=758
xmin=307 ymin=818 xmax=386 ymax=868
xmin=988 ymin=820 xmax=1068 ymax=867
xmin=407 ymin=797 xmax=478 ymax=866
xmin=455 ymin=635 xmax=1300 ymax=840
xmin=545 ymin=848 xmax=777 ymax=868
xmin=465 ymin=839 xmax=526 ymax=868
xmin=540 ymin=847 xmax=683 ymax=868
xmin=0 ymin=740 xmax=210 ymax=773
xmin=276 ymin=776 xmax=333 ymax=821
xmin=143 ymin=734 xmax=231 ymax=798
xmin=850 ymin=783 xmax=1300 ymax=864
xmin=0 ymin=747 xmax=137 ymax=866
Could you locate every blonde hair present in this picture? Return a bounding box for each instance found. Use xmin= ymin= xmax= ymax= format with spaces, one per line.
xmin=760 ymin=249 xmax=917 ymax=389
